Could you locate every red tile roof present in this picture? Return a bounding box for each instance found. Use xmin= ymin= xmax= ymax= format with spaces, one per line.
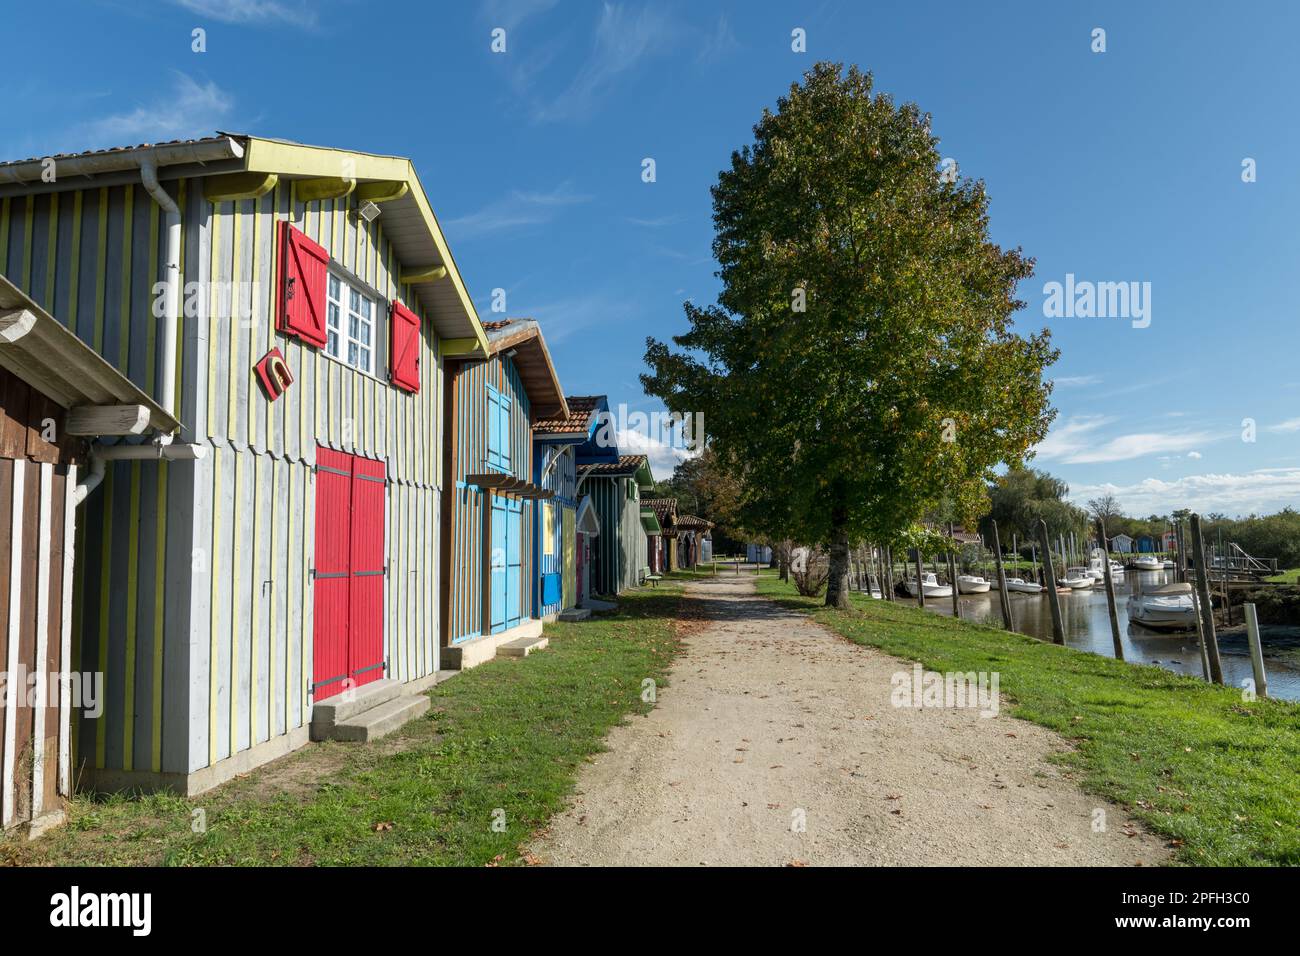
xmin=581 ymin=454 xmax=648 ymax=477
xmin=535 ymin=394 xmax=601 ymax=435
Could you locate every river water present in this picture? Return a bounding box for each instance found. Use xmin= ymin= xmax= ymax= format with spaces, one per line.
xmin=908 ymin=569 xmax=1300 ymax=702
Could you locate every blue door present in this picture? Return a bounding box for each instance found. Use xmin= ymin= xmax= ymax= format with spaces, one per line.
xmin=506 ymin=503 xmax=523 ymax=628
xmin=490 ymin=497 xmax=525 ymax=633
xmin=490 ymin=497 xmax=508 ymax=632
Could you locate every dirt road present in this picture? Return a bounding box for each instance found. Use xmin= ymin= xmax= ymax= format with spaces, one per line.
xmin=530 ymin=573 xmax=1168 ymax=866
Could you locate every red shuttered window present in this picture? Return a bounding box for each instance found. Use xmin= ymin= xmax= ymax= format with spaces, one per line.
xmin=276 ymin=221 xmax=329 ymax=347
xmin=389 ymin=300 xmax=421 ymax=393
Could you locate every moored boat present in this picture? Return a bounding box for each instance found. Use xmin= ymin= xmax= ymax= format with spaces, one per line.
xmin=1058 ymin=568 xmax=1094 ymax=589
xmin=956 ymin=574 xmax=991 ymax=594
xmin=904 ymin=572 xmax=954 ymax=598
xmin=1003 ymin=577 xmax=1044 ymax=594
xmin=1128 ymin=582 xmax=1196 ymax=630
xmin=1130 ymin=554 xmax=1163 ymax=572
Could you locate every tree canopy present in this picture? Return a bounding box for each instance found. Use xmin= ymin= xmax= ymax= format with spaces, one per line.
xmin=642 ymin=62 xmax=1058 ymax=605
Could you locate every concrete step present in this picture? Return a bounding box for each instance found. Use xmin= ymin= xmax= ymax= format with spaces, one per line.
xmin=496 ymin=635 xmax=549 ymax=659
xmin=435 ymin=669 xmax=460 ymax=684
xmin=310 ymin=678 xmax=402 ymax=736
xmin=329 ymin=694 xmax=431 ymax=743
xmin=584 ymin=598 xmax=617 ymax=612
xmin=557 ymin=607 xmax=591 ymax=622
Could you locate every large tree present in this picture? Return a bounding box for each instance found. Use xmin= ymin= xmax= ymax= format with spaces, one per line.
xmin=642 ymin=63 xmax=1057 ymax=607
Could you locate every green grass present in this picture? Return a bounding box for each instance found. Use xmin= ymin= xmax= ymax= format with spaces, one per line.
xmin=3 ymin=586 xmax=684 ymax=867
xmin=755 ymin=574 xmax=1300 ymax=867
xmin=1265 ymin=567 xmax=1299 ymax=584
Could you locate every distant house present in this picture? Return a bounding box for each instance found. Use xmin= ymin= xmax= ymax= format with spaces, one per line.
xmin=676 ymin=514 xmax=714 ymax=568
xmin=746 ymin=543 xmax=773 ymax=564
xmin=1110 ymin=533 xmax=1134 ymax=554
xmin=643 ymin=497 xmax=678 ymax=573
xmin=574 ymin=403 xmax=654 ymax=596
xmin=1136 ymin=535 xmax=1156 ymax=553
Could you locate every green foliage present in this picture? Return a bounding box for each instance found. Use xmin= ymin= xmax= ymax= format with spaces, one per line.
xmin=979 ymin=466 xmax=1088 ymax=546
xmin=643 ymin=62 xmax=1057 ymax=555
xmin=1205 ymin=509 xmax=1300 ymax=568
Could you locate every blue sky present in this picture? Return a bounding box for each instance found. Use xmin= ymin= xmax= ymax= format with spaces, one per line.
xmin=4 ymin=0 xmax=1299 ymax=515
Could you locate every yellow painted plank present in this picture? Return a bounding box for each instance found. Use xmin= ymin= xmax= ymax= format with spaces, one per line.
xmin=151 ymin=460 xmax=168 ymax=773
xmin=0 ymin=197 xmax=10 ymax=270
xmin=93 ymin=189 xmax=107 ymax=354
xmin=227 ymin=202 xmax=241 ymax=444
xmin=21 ymin=194 xmax=34 ymax=292
xmin=206 ymin=204 xmax=222 ymax=437
xmin=248 ymin=195 xmax=261 ymax=446
xmin=43 ymin=192 xmax=58 ymax=310
xmin=68 ymin=191 xmax=82 ymax=330
xmin=95 ymin=466 xmax=114 ymax=770
xmin=250 ymin=454 xmax=262 ymax=746
xmin=117 ymin=185 xmax=133 ymax=373
xmin=122 ymin=461 xmax=141 ymax=769
xmin=208 ymin=448 xmax=222 ymax=767
xmin=229 ymin=452 xmax=243 ymax=757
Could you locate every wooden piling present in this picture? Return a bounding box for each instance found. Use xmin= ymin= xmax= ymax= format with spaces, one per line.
xmin=1190 ymin=514 xmax=1225 ymax=685
xmin=1097 ymin=518 xmax=1124 ymax=661
xmin=1244 ymin=603 xmax=1269 ymax=700
xmin=885 ymin=546 xmax=895 ymax=601
xmin=946 ymin=525 xmax=960 ymax=619
xmin=914 ymin=549 xmax=926 ymax=608
xmin=1036 ymin=519 xmax=1066 ymax=645
xmin=991 ymin=520 xmax=1014 ymax=631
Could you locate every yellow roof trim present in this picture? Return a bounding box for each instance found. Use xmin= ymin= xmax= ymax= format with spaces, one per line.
xmin=240 ymin=137 xmax=488 ymax=356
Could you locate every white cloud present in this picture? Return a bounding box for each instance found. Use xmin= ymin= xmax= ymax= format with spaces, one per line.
xmin=1070 ymin=469 xmax=1300 ymax=517
xmin=1268 ymin=417 xmax=1300 ymax=433
xmin=78 ymin=72 xmax=235 ymax=149
xmin=444 ymin=182 xmax=591 ymax=240
xmin=615 ymin=427 xmax=697 ymax=480
xmin=532 ymin=3 xmax=676 ymax=122
xmin=1033 ymin=415 xmax=1223 ymax=465
xmin=1054 ymin=374 xmax=1101 ymax=387
xmin=170 ymin=0 xmax=316 ymax=27
xmin=520 ymin=289 xmax=637 ymax=345
xmin=1186 ymin=451 xmax=1202 ymax=459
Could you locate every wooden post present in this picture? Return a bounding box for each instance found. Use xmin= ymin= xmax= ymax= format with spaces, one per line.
xmin=947 ymin=525 xmax=960 ymax=619
xmin=1097 ymin=518 xmax=1124 ymax=661
xmin=1190 ymin=514 xmax=1224 ymax=685
xmin=1190 ymin=583 xmax=1211 ymax=681
xmin=884 ymin=546 xmax=895 ymax=601
xmin=914 ymin=549 xmax=926 ymax=608
xmin=1244 ymin=603 xmax=1269 ymax=700
xmin=1036 ymin=519 xmax=1066 ymax=645
xmin=991 ymin=520 xmax=1014 ymax=631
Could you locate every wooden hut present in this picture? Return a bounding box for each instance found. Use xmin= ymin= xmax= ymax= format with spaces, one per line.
xmin=1 ymin=274 xmax=179 ymax=836
xmin=533 ymin=395 xmax=601 ymax=618
xmin=0 ymin=134 xmax=489 ymax=797
xmin=674 ymin=513 xmax=714 ymax=569
xmin=642 ymin=497 xmax=678 ymax=573
xmin=575 ymin=403 xmax=654 ymax=595
xmin=440 ymin=318 xmax=565 ymax=668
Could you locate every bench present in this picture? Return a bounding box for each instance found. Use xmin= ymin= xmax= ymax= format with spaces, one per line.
xmin=645 ymin=572 xmax=662 ymax=587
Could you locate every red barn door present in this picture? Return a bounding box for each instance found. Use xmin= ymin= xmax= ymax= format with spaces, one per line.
xmin=313 ymin=447 xmax=386 ymax=701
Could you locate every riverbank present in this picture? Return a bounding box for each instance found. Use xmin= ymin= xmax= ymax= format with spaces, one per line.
xmin=2 ymin=587 xmax=684 ymax=866
xmin=756 ymin=572 xmax=1300 ymax=866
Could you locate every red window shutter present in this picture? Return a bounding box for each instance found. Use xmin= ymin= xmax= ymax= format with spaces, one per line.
xmin=277 ymin=221 xmax=329 ymax=347
xmin=389 ymin=300 xmax=421 ymax=393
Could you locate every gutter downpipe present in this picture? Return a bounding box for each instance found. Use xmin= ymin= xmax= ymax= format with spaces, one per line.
xmin=74 ymin=151 xmax=205 ymax=505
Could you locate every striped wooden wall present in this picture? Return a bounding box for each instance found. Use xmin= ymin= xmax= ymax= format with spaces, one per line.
xmin=586 ymin=476 xmax=647 ymax=596
xmin=535 ymin=444 xmax=575 ymax=617
xmin=0 ymin=368 xmax=79 ymax=830
xmin=3 ymin=180 xmax=443 ymax=781
xmin=446 ymin=355 xmax=533 ymax=642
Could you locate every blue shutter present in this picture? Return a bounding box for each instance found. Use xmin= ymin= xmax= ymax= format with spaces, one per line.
xmin=485 ymin=383 xmax=513 ymax=473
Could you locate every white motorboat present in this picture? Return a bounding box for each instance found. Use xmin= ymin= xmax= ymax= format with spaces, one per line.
xmin=1086 ymin=549 xmax=1124 ymax=583
xmin=956 ymin=574 xmax=991 ymax=594
xmin=1162 ymin=559 xmax=1175 ymax=569
xmin=1058 ymin=568 xmax=1094 ymax=589
xmin=1110 ymin=560 xmax=1127 ymax=577
xmin=904 ymin=572 xmax=954 ymax=598
xmin=1128 ymin=582 xmax=1196 ymax=630
xmin=1130 ymin=554 xmax=1163 ymax=572
xmin=1003 ymin=577 xmax=1044 ymax=594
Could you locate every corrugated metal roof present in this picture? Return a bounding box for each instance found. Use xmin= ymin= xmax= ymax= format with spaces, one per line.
xmin=0 ymin=273 xmax=180 ymax=432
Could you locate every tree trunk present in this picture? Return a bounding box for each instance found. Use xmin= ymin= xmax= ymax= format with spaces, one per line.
xmin=778 ymin=539 xmax=791 ymax=581
xmin=825 ymin=502 xmax=851 ymax=608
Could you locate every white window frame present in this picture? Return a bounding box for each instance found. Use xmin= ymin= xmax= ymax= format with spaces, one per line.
xmin=325 ymin=271 xmax=378 ymax=376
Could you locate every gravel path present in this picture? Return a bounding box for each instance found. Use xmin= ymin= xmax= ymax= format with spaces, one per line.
xmin=530 ymin=573 xmax=1169 ymax=867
